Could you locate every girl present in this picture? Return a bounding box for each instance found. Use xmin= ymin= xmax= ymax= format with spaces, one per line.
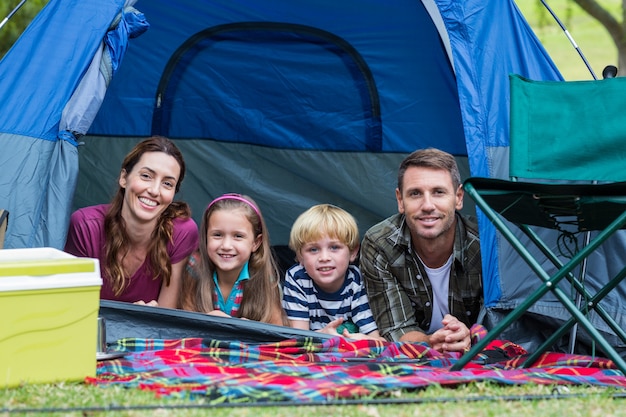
xmin=65 ymin=136 xmax=199 ymax=308
xmin=179 ymin=193 xmax=288 ymax=326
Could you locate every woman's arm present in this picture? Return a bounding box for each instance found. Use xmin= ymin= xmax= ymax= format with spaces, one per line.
xmin=157 ymin=257 xmax=187 ymax=308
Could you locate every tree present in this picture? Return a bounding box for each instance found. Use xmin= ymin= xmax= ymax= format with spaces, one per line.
xmin=0 ymin=0 xmax=49 ymax=59
xmin=572 ymin=0 xmax=626 ymax=75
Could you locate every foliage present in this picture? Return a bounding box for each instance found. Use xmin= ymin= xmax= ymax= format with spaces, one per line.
xmin=0 ymin=0 xmax=49 ymax=58
xmin=517 ymin=0 xmax=619 ymax=79
xmin=527 ymin=0 xmax=625 ymax=76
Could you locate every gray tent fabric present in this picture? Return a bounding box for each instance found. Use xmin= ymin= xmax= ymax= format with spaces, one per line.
xmin=100 ymin=300 xmax=332 ymax=345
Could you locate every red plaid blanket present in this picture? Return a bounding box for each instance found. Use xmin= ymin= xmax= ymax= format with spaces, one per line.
xmin=88 ymin=333 xmax=626 ymax=403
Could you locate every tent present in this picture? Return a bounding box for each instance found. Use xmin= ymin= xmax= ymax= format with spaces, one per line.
xmin=1 ymin=0 xmax=625 ymax=356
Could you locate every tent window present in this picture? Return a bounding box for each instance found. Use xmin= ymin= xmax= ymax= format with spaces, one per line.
xmin=151 ymin=22 xmax=382 ymax=151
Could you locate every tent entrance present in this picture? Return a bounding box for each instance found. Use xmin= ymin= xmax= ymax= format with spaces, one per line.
xmin=151 ymin=22 xmax=382 ymax=151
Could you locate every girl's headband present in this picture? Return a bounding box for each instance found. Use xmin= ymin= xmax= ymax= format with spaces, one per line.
xmin=207 ymin=193 xmax=261 ymax=220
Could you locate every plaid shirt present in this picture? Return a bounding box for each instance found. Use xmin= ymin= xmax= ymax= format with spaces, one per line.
xmin=360 ymin=212 xmax=482 ymax=341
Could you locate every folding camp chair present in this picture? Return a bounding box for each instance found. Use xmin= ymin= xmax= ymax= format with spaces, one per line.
xmin=0 ymin=210 xmax=7 ymax=249
xmin=452 ymin=74 xmax=626 ymax=373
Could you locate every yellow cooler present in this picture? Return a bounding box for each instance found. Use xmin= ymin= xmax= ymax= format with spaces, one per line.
xmin=0 ymin=247 xmax=102 ymax=387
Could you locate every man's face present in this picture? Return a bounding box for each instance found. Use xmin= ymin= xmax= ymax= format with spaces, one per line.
xmin=396 ymin=166 xmax=463 ymax=242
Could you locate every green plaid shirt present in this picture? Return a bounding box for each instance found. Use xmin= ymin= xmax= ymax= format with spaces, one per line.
xmin=360 ymin=212 xmax=482 ymax=341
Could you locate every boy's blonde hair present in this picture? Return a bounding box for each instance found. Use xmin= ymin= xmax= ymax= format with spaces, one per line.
xmin=289 ymin=204 xmax=360 ymax=254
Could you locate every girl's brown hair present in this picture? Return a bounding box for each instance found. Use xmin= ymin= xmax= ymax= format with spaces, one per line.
xmin=182 ymin=194 xmax=288 ymax=326
xmin=104 ymin=136 xmax=191 ymax=296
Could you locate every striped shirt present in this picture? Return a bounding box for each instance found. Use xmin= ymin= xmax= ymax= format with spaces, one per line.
xmin=282 ymin=264 xmax=378 ymax=334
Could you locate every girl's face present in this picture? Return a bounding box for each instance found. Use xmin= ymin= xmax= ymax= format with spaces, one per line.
xmin=119 ymin=151 xmax=180 ymax=226
xmin=206 ymin=208 xmax=261 ymax=280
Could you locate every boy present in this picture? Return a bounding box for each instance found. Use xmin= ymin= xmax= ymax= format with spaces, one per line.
xmin=282 ymin=204 xmax=383 ymax=340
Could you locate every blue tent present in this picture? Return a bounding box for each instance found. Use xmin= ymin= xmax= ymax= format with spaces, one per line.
xmin=4 ymin=0 xmax=624 ymax=354
xmin=0 ymin=0 xmax=147 ymax=248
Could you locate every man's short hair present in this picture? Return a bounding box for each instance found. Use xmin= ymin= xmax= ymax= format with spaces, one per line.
xmin=397 ymin=148 xmax=461 ymax=191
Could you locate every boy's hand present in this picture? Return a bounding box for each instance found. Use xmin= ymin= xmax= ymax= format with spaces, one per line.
xmin=341 ymin=329 xmax=387 ymax=342
xmin=318 ymin=317 xmax=344 ymax=335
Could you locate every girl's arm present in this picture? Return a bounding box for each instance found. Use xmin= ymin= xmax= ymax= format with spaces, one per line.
xmin=289 ymin=319 xmax=310 ymax=330
xmin=157 ymin=257 xmax=187 ymax=309
xmin=267 ymin=304 xmax=289 ymax=326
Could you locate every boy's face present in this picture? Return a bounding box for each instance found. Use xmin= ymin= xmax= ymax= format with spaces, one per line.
xmin=298 ymin=235 xmax=358 ymax=293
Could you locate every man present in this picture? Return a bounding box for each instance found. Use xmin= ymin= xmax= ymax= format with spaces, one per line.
xmin=360 ymin=148 xmax=482 ymax=353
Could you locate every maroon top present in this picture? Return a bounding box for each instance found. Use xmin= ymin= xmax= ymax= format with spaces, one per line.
xmin=64 ymin=204 xmax=198 ymax=303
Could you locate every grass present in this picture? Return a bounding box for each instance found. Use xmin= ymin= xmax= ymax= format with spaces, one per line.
xmin=1 ymin=380 xmax=625 ymax=416
xmin=2 ymin=2 xmax=625 ymax=415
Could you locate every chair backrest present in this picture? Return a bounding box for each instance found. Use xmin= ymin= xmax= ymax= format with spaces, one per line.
xmin=509 ymin=74 xmax=626 ymax=182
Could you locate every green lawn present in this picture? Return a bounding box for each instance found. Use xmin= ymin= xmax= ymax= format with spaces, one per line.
xmin=1 ymin=380 xmax=624 ymax=416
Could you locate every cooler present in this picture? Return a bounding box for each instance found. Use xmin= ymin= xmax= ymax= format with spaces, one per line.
xmin=0 ymin=247 xmax=102 ymax=387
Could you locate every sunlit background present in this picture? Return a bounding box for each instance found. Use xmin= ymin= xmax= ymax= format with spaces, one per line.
xmin=516 ymin=0 xmax=619 ymax=80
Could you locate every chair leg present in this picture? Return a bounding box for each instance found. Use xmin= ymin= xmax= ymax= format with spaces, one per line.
xmin=520 ymin=225 xmax=626 ymax=344
xmin=522 ymin=263 xmax=626 ymax=366
xmin=569 ymin=229 xmax=594 ymax=354
xmin=457 ymin=184 xmax=626 ymax=373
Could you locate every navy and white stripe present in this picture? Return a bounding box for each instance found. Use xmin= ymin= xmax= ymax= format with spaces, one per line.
xmin=282 ymin=264 xmax=378 ymax=334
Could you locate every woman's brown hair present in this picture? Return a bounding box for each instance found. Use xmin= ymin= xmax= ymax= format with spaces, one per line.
xmin=104 ymin=136 xmax=191 ymax=296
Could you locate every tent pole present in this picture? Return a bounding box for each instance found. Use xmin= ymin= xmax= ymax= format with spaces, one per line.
xmin=0 ymin=0 xmax=28 ymax=31
xmin=540 ymin=0 xmax=601 ymax=355
xmin=540 ymin=0 xmax=597 ymax=80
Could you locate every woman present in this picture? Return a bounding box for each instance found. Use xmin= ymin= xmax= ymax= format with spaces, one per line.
xmin=65 ymin=136 xmax=199 ymax=308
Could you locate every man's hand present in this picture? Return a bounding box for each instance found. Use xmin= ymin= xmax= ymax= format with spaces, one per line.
xmin=429 ymin=314 xmax=471 ymax=353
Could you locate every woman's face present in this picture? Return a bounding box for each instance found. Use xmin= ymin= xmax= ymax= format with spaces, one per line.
xmin=118 ymin=151 xmax=181 ymax=226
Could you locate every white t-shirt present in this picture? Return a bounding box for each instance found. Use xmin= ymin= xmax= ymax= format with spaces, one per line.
xmin=423 ymin=253 xmax=454 ymax=334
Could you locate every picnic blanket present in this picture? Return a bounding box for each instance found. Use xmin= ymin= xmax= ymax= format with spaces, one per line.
xmin=88 ymin=330 xmax=626 ymax=403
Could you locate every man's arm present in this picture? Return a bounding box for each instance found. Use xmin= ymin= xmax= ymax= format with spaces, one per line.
xmin=359 ymin=233 xmax=421 ymax=341
xmin=398 ymin=314 xmax=470 ymax=353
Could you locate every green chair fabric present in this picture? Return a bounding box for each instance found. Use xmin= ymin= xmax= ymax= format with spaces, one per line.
xmin=509 ymin=74 xmax=626 ymax=182
xmin=453 ymin=74 xmax=626 ymax=373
